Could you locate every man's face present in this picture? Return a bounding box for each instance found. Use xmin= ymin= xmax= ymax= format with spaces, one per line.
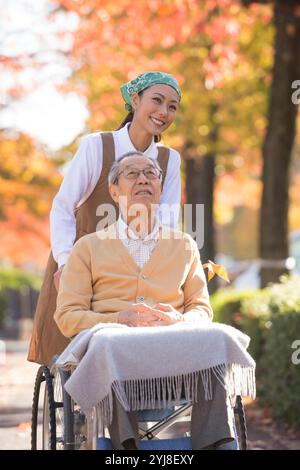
xmin=109 ymin=156 xmax=162 ymax=217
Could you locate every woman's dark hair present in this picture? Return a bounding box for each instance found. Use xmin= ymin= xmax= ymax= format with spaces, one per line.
xmin=116 ymin=90 xmax=161 ymax=143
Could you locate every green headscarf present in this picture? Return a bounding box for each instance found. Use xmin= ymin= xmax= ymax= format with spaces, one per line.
xmin=120 ymin=71 xmax=181 ymax=113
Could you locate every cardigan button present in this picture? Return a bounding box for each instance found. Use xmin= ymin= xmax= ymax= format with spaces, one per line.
xmin=137 ymin=296 xmax=145 ymax=302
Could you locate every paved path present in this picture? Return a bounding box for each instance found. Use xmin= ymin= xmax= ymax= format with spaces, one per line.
xmin=0 ymin=341 xmax=39 ymax=450
xmin=0 ymin=340 xmax=299 ymax=450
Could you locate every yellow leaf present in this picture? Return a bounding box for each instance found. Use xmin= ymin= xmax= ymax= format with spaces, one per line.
xmin=202 ymin=260 xmax=230 ymax=283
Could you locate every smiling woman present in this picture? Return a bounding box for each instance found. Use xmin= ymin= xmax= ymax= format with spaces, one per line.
xmin=119 ymin=72 xmax=181 ymax=143
xmin=28 ymin=71 xmax=183 ymax=366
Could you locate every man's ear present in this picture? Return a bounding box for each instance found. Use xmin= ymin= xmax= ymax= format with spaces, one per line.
xmin=109 ymin=184 xmax=118 ymax=203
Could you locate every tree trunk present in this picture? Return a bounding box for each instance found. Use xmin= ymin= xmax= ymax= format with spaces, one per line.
xmin=259 ymin=1 xmax=300 ymax=287
xmin=185 ymin=105 xmax=219 ymax=293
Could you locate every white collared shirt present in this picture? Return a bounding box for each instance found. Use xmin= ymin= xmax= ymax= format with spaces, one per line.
xmin=116 ymin=216 xmax=161 ymax=269
xmin=50 ymin=123 xmax=181 ymax=267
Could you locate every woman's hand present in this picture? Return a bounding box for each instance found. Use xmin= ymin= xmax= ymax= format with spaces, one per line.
xmin=53 ymin=265 xmax=65 ymax=292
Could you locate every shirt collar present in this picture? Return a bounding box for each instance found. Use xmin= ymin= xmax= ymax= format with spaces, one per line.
xmin=117 ymin=215 xmax=161 ymax=241
xmin=115 ymin=123 xmax=157 ymax=159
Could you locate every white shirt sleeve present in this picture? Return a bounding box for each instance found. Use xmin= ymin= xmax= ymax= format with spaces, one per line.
xmin=50 ymin=135 xmax=102 ymax=268
xmin=158 ymin=148 xmax=181 ymax=229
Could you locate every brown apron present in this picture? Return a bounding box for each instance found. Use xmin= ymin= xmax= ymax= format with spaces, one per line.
xmin=27 ymin=133 xmax=170 ymax=365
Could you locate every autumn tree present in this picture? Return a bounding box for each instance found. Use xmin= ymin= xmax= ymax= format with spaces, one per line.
xmin=173 ymin=4 xmax=272 ymax=290
xmin=0 ymin=2 xmax=75 ymax=269
xmin=0 ymin=130 xmax=61 ymax=269
xmin=0 ymin=1 xmax=74 ymax=114
xmin=242 ymin=0 xmax=300 ymax=286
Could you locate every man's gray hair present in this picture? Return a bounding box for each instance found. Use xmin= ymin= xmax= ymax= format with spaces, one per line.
xmin=108 ymin=150 xmax=162 ymax=186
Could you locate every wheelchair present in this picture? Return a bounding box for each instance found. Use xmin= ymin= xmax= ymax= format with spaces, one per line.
xmin=31 ymin=364 xmax=248 ymax=450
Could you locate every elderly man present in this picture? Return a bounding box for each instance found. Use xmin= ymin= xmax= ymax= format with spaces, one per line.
xmin=54 ymin=151 xmax=236 ymax=450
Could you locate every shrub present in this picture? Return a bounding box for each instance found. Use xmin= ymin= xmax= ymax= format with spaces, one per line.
xmin=211 ymin=289 xmax=257 ymax=324
xmin=209 ymin=277 xmax=300 ymax=429
xmin=239 ymin=289 xmax=271 ymax=361
xmin=0 ymin=267 xmax=42 ymax=327
xmin=211 ymin=288 xmax=268 ymax=359
xmin=257 ymin=276 xmax=300 ymax=428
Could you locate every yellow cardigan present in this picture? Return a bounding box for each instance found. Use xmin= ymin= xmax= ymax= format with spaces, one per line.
xmin=54 ymin=224 xmax=213 ymax=338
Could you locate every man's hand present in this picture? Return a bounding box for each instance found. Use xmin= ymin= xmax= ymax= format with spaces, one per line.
xmin=118 ymin=302 xmax=185 ymax=327
xmin=151 ymin=303 xmax=185 ymax=325
xmin=53 ymin=265 xmax=65 ymax=292
xmin=118 ymin=303 xmax=164 ymax=327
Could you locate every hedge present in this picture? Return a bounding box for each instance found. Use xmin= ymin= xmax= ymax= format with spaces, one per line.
xmin=0 ymin=267 xmax=42 ymax=327
xmin=211 ymin=288 xmax=269 ymax=360
xmin=255 ymin=276 xmax=300 ymax=428
xmin=211 ymin=276 xmax=300 ymax=429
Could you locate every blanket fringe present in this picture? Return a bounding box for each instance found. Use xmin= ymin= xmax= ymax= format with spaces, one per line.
xmin=94 ymin=363 xmax=255 ymax=432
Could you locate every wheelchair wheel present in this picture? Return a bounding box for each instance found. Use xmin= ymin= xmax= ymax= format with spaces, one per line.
xmin=43 ymin=367 xmax=68 ymax=450
xmin=31 ymin=366 xmax=87 ymax=450
xmin=234 ymin=395 xmax=247 ymax=450
xmin=31 ymin=365 xmax=57 ymax=449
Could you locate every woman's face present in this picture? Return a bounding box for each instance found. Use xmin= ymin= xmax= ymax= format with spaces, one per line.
xmin=131 ymin=84 xmax=180 ymax=135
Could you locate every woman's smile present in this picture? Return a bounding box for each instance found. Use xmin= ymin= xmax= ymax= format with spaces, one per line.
xmin=150 ymin=116 xmax=166 ymax=128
